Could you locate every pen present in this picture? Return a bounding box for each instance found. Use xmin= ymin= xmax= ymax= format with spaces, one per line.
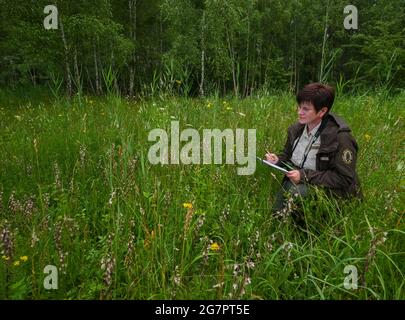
xmin=281 ymin=161 xmax=295 ymax=171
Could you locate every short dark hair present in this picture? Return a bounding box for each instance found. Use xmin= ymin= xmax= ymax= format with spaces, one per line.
xmin=296 ymin=83 xmax=335 ymax=113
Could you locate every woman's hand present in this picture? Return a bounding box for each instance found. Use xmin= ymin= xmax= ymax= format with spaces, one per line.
xmin=265 ymin=153 xmax=279 ymax=164
xmin=286 ymin=170 xmax=301 ymax=184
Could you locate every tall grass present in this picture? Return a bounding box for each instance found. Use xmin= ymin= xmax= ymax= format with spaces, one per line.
xmin=0 ymin=90 xmax=403 ymax=299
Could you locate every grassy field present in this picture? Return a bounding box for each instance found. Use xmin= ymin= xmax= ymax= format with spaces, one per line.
xmin=0 ymin=88 xmax=403 ymax=299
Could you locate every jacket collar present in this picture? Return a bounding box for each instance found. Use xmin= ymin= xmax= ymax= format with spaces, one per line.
xmin=290 ymin=113 xmax=348 ymax=153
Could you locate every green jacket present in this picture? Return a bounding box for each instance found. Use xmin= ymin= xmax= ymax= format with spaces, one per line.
xmin=277 ymin=112 xmax=362 ymax=199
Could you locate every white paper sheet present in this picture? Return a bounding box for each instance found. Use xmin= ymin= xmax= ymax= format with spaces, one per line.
xmin=256 ymin=156 xmax=289 ymax=173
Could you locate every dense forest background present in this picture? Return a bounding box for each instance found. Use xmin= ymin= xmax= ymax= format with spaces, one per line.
xmin=1 ymin=0 xmax=404 ymax=97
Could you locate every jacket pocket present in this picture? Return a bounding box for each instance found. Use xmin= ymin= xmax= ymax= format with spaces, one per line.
xmin=317 ymin=153 xmax=333 ymax=171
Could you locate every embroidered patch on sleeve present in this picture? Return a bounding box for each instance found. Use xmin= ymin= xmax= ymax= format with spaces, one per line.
xmin=342 ymin=149 xmax=353 ymax=164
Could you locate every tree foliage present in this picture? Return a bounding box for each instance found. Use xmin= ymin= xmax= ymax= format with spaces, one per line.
xmin=0 ymin=0 xmax=404 ymax=96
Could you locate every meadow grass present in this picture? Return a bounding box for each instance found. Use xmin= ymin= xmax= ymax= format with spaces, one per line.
xmin=0 ymin=89 xmax=403 ymax=299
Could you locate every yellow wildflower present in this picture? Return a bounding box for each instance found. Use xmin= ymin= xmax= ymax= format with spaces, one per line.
xmin=364 ymin=134 xmax=371 ymax=142
xmin=210 ymin=242 xmax=220 ymax=251
xmin=2 ymin=255 xmax=9 ymax=261
xmin=183 ymin=202 xmax=193 ymax=209
xmin=13 ymin=261 xmax=20 ymax=267
xmin=20 ymin=256 xmax=28 ymax=262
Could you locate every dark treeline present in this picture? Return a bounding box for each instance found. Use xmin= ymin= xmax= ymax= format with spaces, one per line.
xmin=1 ymin=0 xmax=404 ymax=97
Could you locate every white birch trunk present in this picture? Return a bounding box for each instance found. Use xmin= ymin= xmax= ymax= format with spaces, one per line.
xmin=59 ymin=16 xmax=72 ymax=96
xmin=73 ymin=48 xmax=81 ymax=92
xmin=319 ymin=0 xmax=330 ymax=83
xmin=93 ymin=41 xmax=100 ymax=94
xmin=199 ymin=11 xmax=206 ymax=97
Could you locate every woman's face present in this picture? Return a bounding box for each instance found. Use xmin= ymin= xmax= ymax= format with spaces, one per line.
xmin=297 ymin=102 xmax=327 ymax=126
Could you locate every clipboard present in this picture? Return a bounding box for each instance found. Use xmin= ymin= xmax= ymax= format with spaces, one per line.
xmin=256 ymin=156 xmax=289 ymax=173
